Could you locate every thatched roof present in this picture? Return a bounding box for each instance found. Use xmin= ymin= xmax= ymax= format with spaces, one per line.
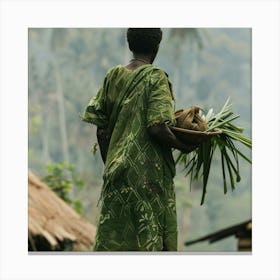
xmin=28 ymin=170 xmax=96 ymax=251
xmin=185 ymin=220 xmax=252 ymax=246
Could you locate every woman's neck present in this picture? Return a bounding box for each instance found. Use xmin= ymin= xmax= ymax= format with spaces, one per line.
xmin=124 ymin=55 xmax=152 ymax=70
xmin=131 ymin=57 xmax=151 ymax=64
xmin=133 ymin=54 xmax=152 ymax=64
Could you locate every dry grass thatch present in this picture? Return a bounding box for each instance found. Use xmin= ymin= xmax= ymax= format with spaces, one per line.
xmin=185 ymin=219 xmax=252 ymax=252
xmin=28 ymin=170 xmax=96 ymax=251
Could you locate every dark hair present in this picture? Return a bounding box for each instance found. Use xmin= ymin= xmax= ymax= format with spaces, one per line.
xmin=127 ymin=28 xmax=162 ymax=55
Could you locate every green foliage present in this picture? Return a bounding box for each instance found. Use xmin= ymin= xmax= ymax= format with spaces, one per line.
xmin=42 ymin=162 xmax=85 ymax=214
xmin=29 ymin=104 xmax=42 ymax=134
xmin=28 ymin=28 xmax=252 ymax=252
xmin=176 ymin=98 xmax=252 ymax=205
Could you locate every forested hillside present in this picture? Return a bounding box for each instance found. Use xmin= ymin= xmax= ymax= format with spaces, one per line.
xmin=28 ymin=28 xmax=251 ymax=251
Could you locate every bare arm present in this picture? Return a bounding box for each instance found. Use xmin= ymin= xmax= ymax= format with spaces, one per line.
xmin=147 ymin=123 xmax=198 ymax=153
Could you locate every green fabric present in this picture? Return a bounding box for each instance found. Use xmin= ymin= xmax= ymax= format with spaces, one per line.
xmin=82 ymin=64 xmax=178 ymax=251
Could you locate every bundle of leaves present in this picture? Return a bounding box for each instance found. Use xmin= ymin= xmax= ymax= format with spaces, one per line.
xmin=175 ymin=98 xmax=252 ymax=205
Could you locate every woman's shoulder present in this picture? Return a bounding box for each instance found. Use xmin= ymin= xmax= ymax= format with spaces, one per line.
xmin=147 ymin=65 xmax=170 ymax=82
xmin=148 ymin=65 xmax=169 ymax=79
xmin=104 ymin=64 xmax=170 ymax=84
xmin=105 ymin=65 xmax=123 ymax=76
xmin=148 ymin=66 xmax=174 ymax=99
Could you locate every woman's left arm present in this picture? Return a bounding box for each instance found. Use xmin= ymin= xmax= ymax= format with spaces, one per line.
xmin=147 ymin=123 xmax=198 ymax=154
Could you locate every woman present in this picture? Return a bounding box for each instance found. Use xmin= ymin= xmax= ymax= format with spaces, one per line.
xmin=82 ymin=28 xmax=196 ymax=251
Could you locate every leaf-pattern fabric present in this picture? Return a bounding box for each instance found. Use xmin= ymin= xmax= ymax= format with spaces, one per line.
xmin=82 ymin=64 xmax=178 ymax=251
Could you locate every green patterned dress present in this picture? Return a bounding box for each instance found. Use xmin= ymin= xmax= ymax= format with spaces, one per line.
xmin=82 ymin=64 xmax=178 ymax=251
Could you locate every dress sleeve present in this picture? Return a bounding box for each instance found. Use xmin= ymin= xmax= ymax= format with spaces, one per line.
xmin=81 ymin=77 xmax=109 ymax=129
xmin=146 ymin=69 xmax=175 ymax=127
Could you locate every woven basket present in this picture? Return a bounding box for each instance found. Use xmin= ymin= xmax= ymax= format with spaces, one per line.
xmin=175 ymin=107 xmax=208 ymax=132
xmin=169 ymin=126 xmax=222 ymax=144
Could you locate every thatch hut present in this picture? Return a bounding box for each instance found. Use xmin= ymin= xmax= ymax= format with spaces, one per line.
xmin=28 ymin=170 xmax=96 ymax=251
xmin=185 ymin=220 xmax=252 ymax=252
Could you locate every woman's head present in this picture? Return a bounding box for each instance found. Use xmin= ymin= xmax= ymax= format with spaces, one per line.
xmin=127 ymin=28 xmax=162 ymax=61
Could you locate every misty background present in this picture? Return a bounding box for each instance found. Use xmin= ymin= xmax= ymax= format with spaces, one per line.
xmin=28 ymin=28 xmax=252 ymax=252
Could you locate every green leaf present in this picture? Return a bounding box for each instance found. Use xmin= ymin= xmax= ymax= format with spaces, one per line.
xmin=207 ymin=114 xmax=240 ymax=131
xmin=75 ymin=179 xmax=85 ymax=189
xmin=73 ymin=200 xmax=83 ymax=214
xmin=224 ymin=137 xmax=241 ymax=182
xmin=223 ymin=148 xmax=235 ymax=191
xmin=42 ymin=161 xmax=85 ymax=213
xmin=220 ymin=147 xmax=227 ymax=194
xmin=174 ymin=98 xmax=252 ymax=205
xmin=200 ymin=141 xmax=214 ymax=205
